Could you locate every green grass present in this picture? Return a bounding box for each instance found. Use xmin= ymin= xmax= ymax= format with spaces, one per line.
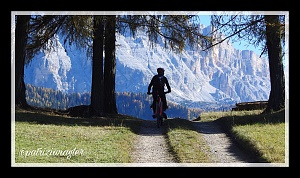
xmin=164 ymin=118 xmax=212 ymax=163
xmin=15 ymin=123 xmax=134 ymax=163
xmin=14 ymin=108 xmax=142 ymax=163
xmin=232 ymin=123 xmax=285 ymax=163
xmin=13 ymin=107 xmax=287 ymax=164
xmin=200 ymin=109 xmax=286 ymax=163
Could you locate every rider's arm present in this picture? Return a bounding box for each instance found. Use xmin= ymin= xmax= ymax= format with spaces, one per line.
xmin=165 ymin=77 xmax=171 ymax=93
xmin=148 ymin=77 xmax=154 ymax=93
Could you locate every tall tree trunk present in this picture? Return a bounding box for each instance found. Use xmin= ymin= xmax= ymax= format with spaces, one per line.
xmin=15 ymin=15 xmax=30 ymax=109
xmin=264 ymin=15 xmax=285 ymax=113
xmin=91 ymin=16 xmax=104 ymax=115
xmin=104 ymin=16 xmax=117 ymax=114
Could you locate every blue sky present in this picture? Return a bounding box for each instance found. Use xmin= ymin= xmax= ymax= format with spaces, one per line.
xmin=198 ymin=15 xmax=264 ymax=56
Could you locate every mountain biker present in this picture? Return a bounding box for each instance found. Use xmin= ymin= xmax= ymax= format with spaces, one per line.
xmin=147 ymin=67 xmax=171 ymax=119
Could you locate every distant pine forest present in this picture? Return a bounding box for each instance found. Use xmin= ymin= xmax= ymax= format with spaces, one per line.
xmin=24 ymin=83 xmax=233 ymax=120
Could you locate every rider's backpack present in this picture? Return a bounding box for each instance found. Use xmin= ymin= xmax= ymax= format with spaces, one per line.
xmin=153 ymin=75 xmax=165 ymax=89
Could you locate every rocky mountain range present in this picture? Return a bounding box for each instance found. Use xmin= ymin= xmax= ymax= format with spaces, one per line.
xmin=24 ymin=25 xmax=271 ymax=108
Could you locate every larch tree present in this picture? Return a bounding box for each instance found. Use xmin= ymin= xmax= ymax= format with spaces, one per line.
xmin=116 ymin=15 xmax=210 ymax=53
xmin=209 ymin=13 xmax=286 ymax=113
xmin=104 ymin=16 xmax=118 ymax=114
xmin=14 ymin=15 xmax=119 ymax=115
xmin=264 ymin=15 xmax=285 ymax=113
xmin=15 ymin=15 xmax=31 ymax=109
xmin=14 ymin=15 xmax=93 ymax=110
xmin=14 ymin=14 xmax=213 ymax=116
xmin=15 ymin=15 xmax=66 ymax=109
xmin=90 ymin=16 xmax=105 ymax=115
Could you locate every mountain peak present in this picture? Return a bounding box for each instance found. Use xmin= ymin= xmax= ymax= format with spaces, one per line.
xmin=25 ymin=27 xmax=270 ymax=107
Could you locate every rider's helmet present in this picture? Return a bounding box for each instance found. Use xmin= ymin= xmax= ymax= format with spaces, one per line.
xmin=157 ymin=67 xmax=165 ymax=73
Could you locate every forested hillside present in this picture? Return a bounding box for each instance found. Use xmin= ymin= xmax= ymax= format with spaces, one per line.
xmin=24 ymin=83 xmax=233 ymax=120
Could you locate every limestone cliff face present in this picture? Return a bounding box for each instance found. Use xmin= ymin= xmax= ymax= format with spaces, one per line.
xmin=25 ymin=26 xmax=270 ymax=106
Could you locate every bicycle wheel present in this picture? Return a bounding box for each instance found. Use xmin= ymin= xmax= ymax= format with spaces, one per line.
xmin=156 ymin=115 xmax=161 ymax=128
xmin=159 ymin=115 xmax=163 ymax=126
xmin=156 ymin=100 xmax=163 ymax=128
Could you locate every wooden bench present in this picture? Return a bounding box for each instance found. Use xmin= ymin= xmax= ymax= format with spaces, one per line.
xmin=232 ymin=101 xmax=268 ymax=111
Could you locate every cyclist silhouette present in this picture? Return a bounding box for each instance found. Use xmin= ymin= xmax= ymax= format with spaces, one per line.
xmin=147 ymin=67 xmax=171 ymax=119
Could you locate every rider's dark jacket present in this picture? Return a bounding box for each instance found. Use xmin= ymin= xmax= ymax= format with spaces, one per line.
xmin=147 ymin=74 xmax=171 ymax=111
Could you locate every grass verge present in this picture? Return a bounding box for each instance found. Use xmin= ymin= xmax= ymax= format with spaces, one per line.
xmin=13 ymin=107 xmax=286 ymax=164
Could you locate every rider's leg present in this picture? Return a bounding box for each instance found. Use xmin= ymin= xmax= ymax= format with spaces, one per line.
xmin=152 ymin=94 xmax=157 ymax=118
xmin=161 ymin=95 xmax=168 ymax=111
xmin=152 ymin=93 xmax=157 ymax=112
xmin=160 ymin=94 xmax=168 ymax=119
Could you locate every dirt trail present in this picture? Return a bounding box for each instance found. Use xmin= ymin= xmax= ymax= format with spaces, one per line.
xmin=131 ymin=119 xmax=258 ymax=166
xmin=192 ymin=121 xmax=258 ymax=164
xmin=131 ymin=120 xmax=176 ymax=164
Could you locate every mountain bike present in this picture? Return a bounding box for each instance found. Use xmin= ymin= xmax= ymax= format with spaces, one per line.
xmin=148 ymin=91 xmax=169 ymax=128
xmin=155 ymin=93 xmax=163 ymax=128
